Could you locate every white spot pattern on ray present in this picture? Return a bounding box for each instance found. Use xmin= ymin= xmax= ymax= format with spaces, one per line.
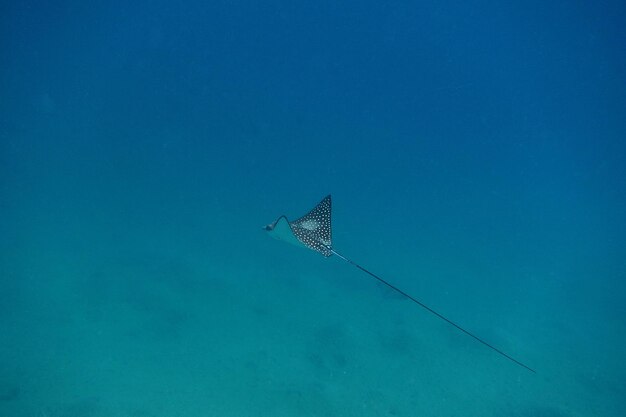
xmin=290 ymin=195 xmax=333 ymax=257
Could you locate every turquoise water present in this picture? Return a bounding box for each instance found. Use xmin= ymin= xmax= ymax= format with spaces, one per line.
xmin=2 ymin=1 xmax=625 ymax=416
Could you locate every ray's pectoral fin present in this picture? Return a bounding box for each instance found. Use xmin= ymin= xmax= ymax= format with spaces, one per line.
xmin=290 ymin=195 xmax=333 ymax=257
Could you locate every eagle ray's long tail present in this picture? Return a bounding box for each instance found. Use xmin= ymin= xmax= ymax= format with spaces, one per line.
xmin=330 ymin=249 xmax=536 ymax=373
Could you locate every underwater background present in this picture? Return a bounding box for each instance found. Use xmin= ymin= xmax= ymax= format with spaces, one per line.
xmin=1 ymin=1 xmax=625 ymax=416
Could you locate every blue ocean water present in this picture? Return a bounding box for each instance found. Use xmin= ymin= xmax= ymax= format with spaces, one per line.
xmin=1 ymin=0 xmax=625 ymax=415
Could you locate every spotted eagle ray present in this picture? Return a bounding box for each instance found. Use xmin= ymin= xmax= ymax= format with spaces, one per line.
xmin=264 ymin=195 xmax=535 ymax=373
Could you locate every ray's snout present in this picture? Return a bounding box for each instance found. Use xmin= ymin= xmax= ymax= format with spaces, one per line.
xmin=262 ymin=222 xmax=275 ymax=231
